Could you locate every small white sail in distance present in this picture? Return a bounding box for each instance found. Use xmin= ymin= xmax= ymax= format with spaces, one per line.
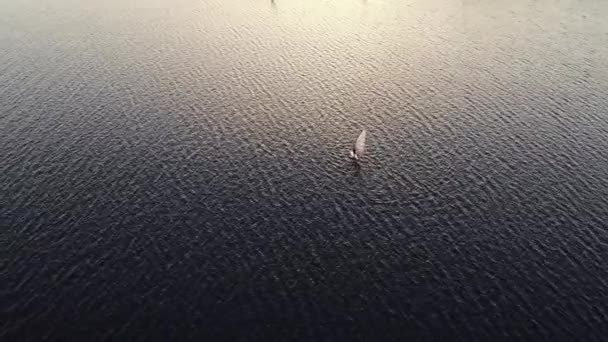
xmin=350 ymin=129 xmax=367 ymax=160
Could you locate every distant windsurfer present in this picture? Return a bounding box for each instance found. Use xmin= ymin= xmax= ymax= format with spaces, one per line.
xmin=350 ymin=129 xmax=366 ymax=161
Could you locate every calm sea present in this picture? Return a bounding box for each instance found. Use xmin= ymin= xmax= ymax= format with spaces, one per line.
xmin=2 ymin=0 xmax=608 ymax=340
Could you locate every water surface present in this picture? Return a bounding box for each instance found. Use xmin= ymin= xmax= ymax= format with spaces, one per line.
xmin=2 ymin=0 xmax=608 ymax=340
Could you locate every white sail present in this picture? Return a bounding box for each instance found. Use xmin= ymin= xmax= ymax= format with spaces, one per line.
xmin=353 ymin=129 xmax=366 ymax=159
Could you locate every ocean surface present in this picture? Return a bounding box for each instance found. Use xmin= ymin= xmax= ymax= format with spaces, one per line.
xmin=2 ymin=0 xmax=608 ymax=340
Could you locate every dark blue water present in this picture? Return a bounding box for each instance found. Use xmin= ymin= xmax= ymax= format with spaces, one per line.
xmin=2 ymin=0 xmax=608 ymax=340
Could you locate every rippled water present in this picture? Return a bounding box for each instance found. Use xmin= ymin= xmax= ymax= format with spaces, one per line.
xmin=2 ymin=0 xmax=608 ymax=340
